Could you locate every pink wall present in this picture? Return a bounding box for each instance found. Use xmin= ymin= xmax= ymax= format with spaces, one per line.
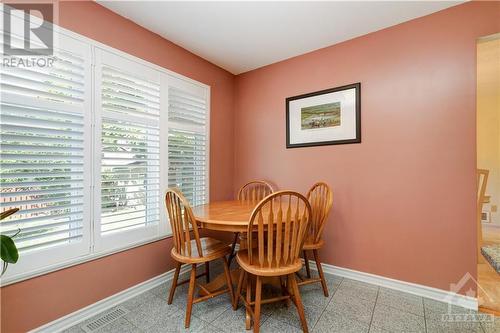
xmin=234 ymin=1 xmax=499 ymax=293
xmin=0 ymin=2 xmax=234 ymax=332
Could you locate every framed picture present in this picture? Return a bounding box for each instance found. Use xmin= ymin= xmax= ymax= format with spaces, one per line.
xmin=286 ymin=83 xmax=361 ymax=148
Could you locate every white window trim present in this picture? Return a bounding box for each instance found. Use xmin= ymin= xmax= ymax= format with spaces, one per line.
xmin=0 ymin=11 xmax=211 ymax=286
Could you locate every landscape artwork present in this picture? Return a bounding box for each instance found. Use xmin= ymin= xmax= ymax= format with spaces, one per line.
xmin=286 ymin=83 xmax=361 ymax=148
xmin=301 ymin=102 xmax=341 ymax=130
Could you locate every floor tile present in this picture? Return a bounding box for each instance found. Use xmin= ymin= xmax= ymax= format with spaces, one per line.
xmin=481 ymin=317 xmax=500 ymax=333
xmin=150 ymin=282 xmax=170 ymax=298
xmin=194 ymin=322 xmax=226 ymax=333
xmin=123 ymin=296 xmax=180 ymax=329
xmin=313 ymin=311 xmax=370 ymax=333
xmin=146 ymin=311 xmax=209 ymax=333
xmin=377 ymin=287 xmax=424 ymax=317
xmin=426 ymin=317 xmax=484 ymax=333
xmin=177 ymin=293 xmax=233 ymax=323
xmin=261 ymin=317 xmax=304 ymax=333
xmin=298 ymin=286 xmax=333 ymax=308
xmin=120 ymin=290 xmax=159 ymax=311
xmin=267 ymin=302 xmax=325 ymax=329
xmin=335 ymin=278 xmax=379 ymax=303
xmin=371 ymin=303 xmax=425 ymax=333
xmin=327 ymin=290 xmax=375 ymax=324
xmin=61 ymin=325 xmax=86 ymax=333
xmin=368 ymin=326 xmax=392 ymax=333
xmin=211 ymin=306 xmax=270 ymax=333
xmin=423 ymin=298 xmax=478 ymax=322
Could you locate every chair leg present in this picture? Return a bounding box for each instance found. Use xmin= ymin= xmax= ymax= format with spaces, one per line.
xmin=313 ymin=249 xmax=329 ymax=297
xmin=222 ymin=256 xmax=235 ymax=304
xmin=289 ymin=273 xmax=309 ymax=333
xmin=205 ymin=261 xmax=210 ymax=283
xmin=185 ymin=264 xmax=197 ymax=328
xmin=254 ymin=276 xmax=262 ymax=333
xmin=233 ymin=270 xmax=245 ymax=310
xmin=168 ymin=262 xmax=181 ymax=304
xmin=303 ymin=250 xmax=311 ymax=278
xmin=245 ymin=274 xmax=252 ymax=330
xmin=228 ymin=232 xmax=239 ymax=266
xmin=279 ymin=276 xmax=290 ymax=307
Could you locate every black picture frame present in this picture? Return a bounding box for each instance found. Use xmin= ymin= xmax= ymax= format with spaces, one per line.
xmin=286 ymin=82 xmax=361 ymax=148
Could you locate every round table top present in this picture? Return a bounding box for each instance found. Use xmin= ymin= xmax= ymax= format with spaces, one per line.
xmin=192 ymin=200 xmax=257 ymax=232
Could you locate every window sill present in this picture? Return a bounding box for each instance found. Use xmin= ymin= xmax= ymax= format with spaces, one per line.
xmin=0 ymin=234 xmax=172 ymax=287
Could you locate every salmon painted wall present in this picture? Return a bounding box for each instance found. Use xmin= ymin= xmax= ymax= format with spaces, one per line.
xmin=234 ymin=2 xmax=500 ymax=293
xmin=0 ymin=2 xmax=235 ymax=332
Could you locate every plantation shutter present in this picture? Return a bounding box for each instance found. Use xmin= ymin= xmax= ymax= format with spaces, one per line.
xmin=167 ymin=77 xmax=209 ymax=207
xmin=0 ymin=32 xmax=92 ymax=277
xmin=94 ymin=49 xmax=165 ymax=251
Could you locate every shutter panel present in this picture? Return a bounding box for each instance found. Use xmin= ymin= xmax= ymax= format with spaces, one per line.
xmin=0 ymin=31 xmax=92 ymax=278
xmin=95 ymin=49 xmax=162 ymax=250
xmin=167 ymin=79 xmax=209 ymax=207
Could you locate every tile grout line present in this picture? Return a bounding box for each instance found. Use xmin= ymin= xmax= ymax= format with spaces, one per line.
xmin=422 ymin=297 xmax=428 ymax=333
xmin=367 ymin=286 xmax=380 ymax=332
xmin=311 ymin=276 xmax=344 ymax=331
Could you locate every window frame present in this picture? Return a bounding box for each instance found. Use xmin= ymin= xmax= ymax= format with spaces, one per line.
xmin=0 ymin=15 xmax=210 ymax=286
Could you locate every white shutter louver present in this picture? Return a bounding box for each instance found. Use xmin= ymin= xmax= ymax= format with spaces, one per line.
xmin=0 ymin=31 xmax=92 ymax=276
xmin=167 ymin=83 xmax=208 ymax=207
xmin=95 ymin=50 xmax=162 ymax=249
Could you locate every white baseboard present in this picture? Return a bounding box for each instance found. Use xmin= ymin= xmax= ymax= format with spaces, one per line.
xmin=303 ymin=259 xmax=478 ymax=310
xmin=31 ymin=264 xmax=194 ymax=333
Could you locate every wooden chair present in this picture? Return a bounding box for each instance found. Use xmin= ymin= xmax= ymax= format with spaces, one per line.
xmin=238 ymin=180 xmax=275 ymax=202
xmin=477 ymin=169 xmax=489 ymax=259
xmin=299 ymin=182 xmax=333 ymax=297
xmin=165 ymin=188 xmax=235 ymax=328
xmin=233 ymin=191 xmax=312 ymax=333
xmin=228 ymin=180 xmax=275 ymax=265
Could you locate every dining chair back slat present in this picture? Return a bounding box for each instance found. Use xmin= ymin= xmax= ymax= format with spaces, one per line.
xmin=247 ymin=191 xmax=311 ymax=269
xmin=238 ymin=180 xmax=274 ymax=203
xmin=165 ymin=188 xmax=203 ymax=258
xmin=306 ymin=182 xmax=333 ymax=244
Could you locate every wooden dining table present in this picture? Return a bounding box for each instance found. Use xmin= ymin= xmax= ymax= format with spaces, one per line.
xmin=193 ymin=200 xmax=259 ymax=232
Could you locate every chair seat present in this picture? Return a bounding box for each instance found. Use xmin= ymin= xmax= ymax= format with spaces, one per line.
xmin=302 ymin=239 xmax=324 ymax=250
xmin=171 ymin=237 xmax=231 ymax=264
xmin=236 ymin=249 xmax=302 ymax=277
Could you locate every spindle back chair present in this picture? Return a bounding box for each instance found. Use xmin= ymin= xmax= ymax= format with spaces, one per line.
xmin=298 ymin=182 xmax=333 ymax=297
xmin=477 ymin=169 xmax=489 ymax=259
xmin=234 ymin=191 xmax=311 ymax=333
xmin=228 ymin=180 xmax=276 ymax=265
xmin=165 ymin=188 xmax=234 ymax=328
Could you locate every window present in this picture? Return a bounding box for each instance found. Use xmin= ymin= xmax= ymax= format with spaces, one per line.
xmin=167 ymin=78 xmax=209 ymax=207
xmin=0 ymin=19 xmax=209 ymax=283
xmin=94 ymin=49 xmax=165 ymax=251
xmin=0 ymin=33 xmax=93 ymax=278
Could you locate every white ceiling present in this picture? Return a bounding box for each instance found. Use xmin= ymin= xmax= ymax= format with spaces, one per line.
xmin=98 ymin=1 xmax=462 ymax=75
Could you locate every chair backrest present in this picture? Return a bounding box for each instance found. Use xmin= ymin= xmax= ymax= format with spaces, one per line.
xmin=477 ymin=169 xmax=489 ymax=257
xmin=246 ymin=191 xmax=311 ymax=269
xmin=237 ymin=180 xmax=274 ymax=203
xmin=165 ymin=188 xmax=203 ymax=258
xmin=306 ymin=182 xmax=333 ymax=244
xmin=477 ymin=169 xmax=489 ymax=208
